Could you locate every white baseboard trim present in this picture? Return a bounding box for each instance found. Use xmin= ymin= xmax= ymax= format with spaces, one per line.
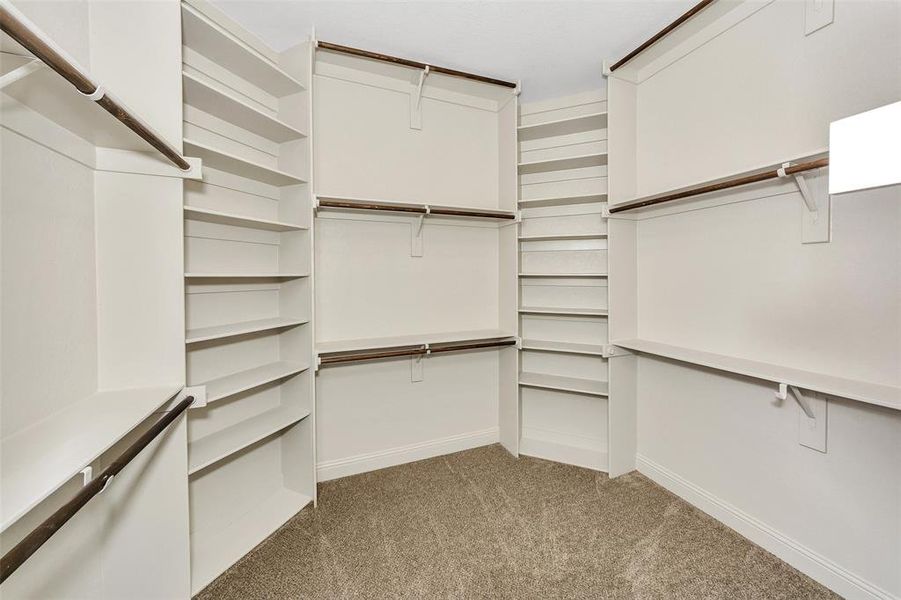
xmin=636 ymin=454 xmax=898 ymax=600
xmin=317 ymin=427 xmax=499 ymax=482
xmin=520 ymin=437 xmax=608 ymax=472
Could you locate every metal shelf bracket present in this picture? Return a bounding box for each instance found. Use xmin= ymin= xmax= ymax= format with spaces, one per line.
xmin=410 ymin=65 xmax=430 ymax=129
xmin=778 ymin=162 xmax=831 ymax=243
xmin=775 ymin=382 xmax=815 ymax=419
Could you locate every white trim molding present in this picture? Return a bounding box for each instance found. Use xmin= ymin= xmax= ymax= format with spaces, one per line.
xmin=636 ymin=454 xmax=899 ymax=600
xmin=317 ymin=427 xmax=499 ymax=482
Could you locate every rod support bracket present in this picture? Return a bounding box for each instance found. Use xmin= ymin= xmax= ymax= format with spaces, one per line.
xmin=80 ymin=466 xmax=93 ymax=487
xmin=411 ymin=206 xmax=429 ymax=257
xmin=775 ymin=383 xmax=815 ymax=419
xmin=410 ymin=65 xmax=430 ymax=129
xmin=80 ymin=85 xmax=106 ymax=103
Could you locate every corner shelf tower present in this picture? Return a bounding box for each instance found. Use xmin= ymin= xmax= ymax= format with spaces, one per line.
xmin=178 ymin=0 xmax=315 ymax=592
xmin=516 ymin=91 xmax=611 ymax=471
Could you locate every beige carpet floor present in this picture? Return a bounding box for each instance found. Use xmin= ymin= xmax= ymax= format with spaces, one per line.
xmin=196 ymin=444 xmax=838 ymax=599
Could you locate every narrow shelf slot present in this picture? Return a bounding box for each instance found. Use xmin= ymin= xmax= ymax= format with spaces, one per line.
xmin=186 ymin=317 xmax=307 ymax=345
xmin=613 ymin=338 xmax=901 ymax=410
xmin=184 ymin=139 xmax=307 ymax=187
xmin=181 ymin=3 xmax=305 ymax=98
xmin=518 ymin=152 xmax=608 ymax=175
xmin=184 ymin=273 xmax=308 ymax=281
xmin=521 ymin=339 xmax=605 ymax=356
xmin=201 ymin=361 xmax=310 ymax=404
xmin=519 ymin=372 xmax=609 ymax=397
xmin=518 ymin=112 xmax=608 ymax=141
xmin=184 ymin=206 xmax=305 ymax=232
xmin=188 ymin=407 xmax=310 ymax=475
xmin=519 ymin=233 xmax=607 ymax=242
xmin=519 ymin=193 xmax=608 ymax=209
xmin=182 ymin=72 xmax=307 ymax=143
xmin=519 ymin=306 xmax=608 ymax=317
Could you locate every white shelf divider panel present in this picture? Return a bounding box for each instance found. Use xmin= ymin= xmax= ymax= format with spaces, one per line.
xmin=190 ymin=488 xmax=311 ymax=593
xmin=614 ymin=339 xmax=901 ymax=411
xmin=316 ymin=328 xmax=513 ymax=354
xmin=518 ymin=112 xmax=608 ymax=141
xmin=519 ymin=306 xmax=607 ymax=317
xmin=185 ymin=317 xmax=308 ymax=345
xmin=521 ymin=339 xmax=605 ymax=356
xmin=184 ymin=206 xmax=305 ymax=232
xmin=202 ymin=361 xmax=310 ymax=404
xmin=184 ymin=139 xmax=306 ymax=186
xmin=181 ymin=3 xmax=305 ymax=98
xmin=518 ymin=152 xmax=608 ymax=175
xmin=188 ymin=408 xmax=310 ymax=475
xmin=182 ymin=72 xmax=306 ymax=143
xmin=519 ymin=372 xmax=609 ymax=397
xmin=0 ymin=384 xmax=181 ymax=533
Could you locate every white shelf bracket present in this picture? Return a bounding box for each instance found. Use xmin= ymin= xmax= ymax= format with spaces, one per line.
xmin=80 ymin=466 xmax=93 ymax=486
xmin=411 ymin=344 xmax=428 ymax=382
xmin=411 ymin=205 xmax=429 ymax=257
xmin=775 ymin=383 xmax=814 ymax=419
xmin=410 ymin=65 xmax=430 ymax=130
xmin=778 ymin=162 xmax=831 ymax=243
xmin=0 ymin=58 xmax=45 ymax=90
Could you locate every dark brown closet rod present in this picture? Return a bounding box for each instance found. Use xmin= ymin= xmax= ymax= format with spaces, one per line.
xmin=608 ymin=156 xmax=830 ymax=214
xmin=609 ymin=0 xmax=716 ymax=71
xmin=320 ymin=337 xmax=517 ymax=366
xmin=0 ymin=396 xmax=195 ymax=585
xmin=318 ymin=198 xmax=516 ymax=220
xmin=0 ymin=5 xmax=191 ymax=171
xmin=317 ymin=41 xmax=517 ymax=89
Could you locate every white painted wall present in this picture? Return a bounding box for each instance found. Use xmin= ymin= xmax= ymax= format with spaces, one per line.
xmin=608 ymin=1 xmax=901 ymax=597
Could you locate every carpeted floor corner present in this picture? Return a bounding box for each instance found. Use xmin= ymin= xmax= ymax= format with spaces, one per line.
xmin=195 ymin=444 xmax=839 ymax=599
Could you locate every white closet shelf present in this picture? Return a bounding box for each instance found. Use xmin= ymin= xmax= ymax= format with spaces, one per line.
xmin=519 ymin=306 xmax=608 ymax=317
xmin=186 ymin=317 xmax=308 ymax=344
xmin=0 ymin=51 xmax=176 ymax=156
xmin=184 ymin=206 xmax=306 ymax=232
xmin=181 ymin=3 xmax=305 ymax=98
xmin=201 ymin=361 xmax=310 ymax=404
xmin=316 ymin=328 xmax=513 ymax=354
xmin=521 ymin=339 xmax=605 ymax=356
xmin=182 ymin=72 xmax=307 ymax=143
xmin=519 ymin=273 xmax=608 ymax=278
xmin=0 ymin=384 xmax=181 ymax=533
xmin=518 ymin=112 xmax=608 ymax=141
xmin=614 ymin=338 xmax=901 ymax=411
xmin=188 ymin=407 xmax=310 ymax=475
xmin=519 ymin=233 xmax=607 ymax=242
xmin=519 ymin=193 xmax=608 ymax=209
xmin=184 ymin=139 xmax=307 ymax=187
xmin=517 ymin=152 xmax=608 ymax=175
xmin=184 ymin=273 xmax=309 ymax=281
xmin=519 ymin=372 xmax=609 ymax=397
xmin=191 ymin=488 xmax=311 ymax=593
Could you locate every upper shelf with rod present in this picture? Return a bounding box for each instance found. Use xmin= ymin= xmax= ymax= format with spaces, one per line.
xmin=316 ymin=195 xmax=516 ymax=221
xmin=609 ymin=152 xmax=830 ymax=214
xmin=0 ymin=1 xmax=194 ymax=173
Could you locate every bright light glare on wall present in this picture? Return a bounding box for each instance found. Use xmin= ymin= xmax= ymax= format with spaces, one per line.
xmin=829 ymin=101 xmax=901 ymax=194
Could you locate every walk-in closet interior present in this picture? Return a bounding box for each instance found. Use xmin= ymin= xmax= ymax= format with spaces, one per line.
xmin=1 ymin=0 xmax=899 ymax=598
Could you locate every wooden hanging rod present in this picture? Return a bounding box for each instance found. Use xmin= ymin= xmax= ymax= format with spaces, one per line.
xmin=0 ymin=395 xmax=194 ymax=584
xmin=317 ymin=40 xmax=517 ymax=89
xmin=317 ymin=197 xmax=516 ymax=220
xmin=0 ymin=3 xmax=191 ymax=171
xmin=609 ymin=0 xmax=716 ymax=71
xmin=608 ymin=156 xmax=830 ymax=214
xmin=319 ymin=337 xmax=517 ymax=366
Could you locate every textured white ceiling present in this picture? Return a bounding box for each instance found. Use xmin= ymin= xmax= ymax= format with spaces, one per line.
xmin=211 ymin=0 xmax=696 ymax=102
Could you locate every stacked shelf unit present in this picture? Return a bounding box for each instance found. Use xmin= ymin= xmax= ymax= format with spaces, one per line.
xmin=517 ymin=92 xmax=610 ymax=471
xmin=179 ymin=0 xmax=315 ymax=592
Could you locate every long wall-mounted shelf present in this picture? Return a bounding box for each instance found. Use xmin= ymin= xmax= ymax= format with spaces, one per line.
xmin=519 ymin=372 xmax=609 ymax=397
xmin=519 ymin=306 xmax=607 ymax=317
xmin=519 ymin=193 xmax=608 ymax=209
xmin=184 ymin=206 xmax=306 ymax=232
xmin=614 ymin=338 xmax=900 ymax=411
xmin=518 ymin=112 xmax=609 ymax=141
xmin=184 ymin=273 xmax=308 ymax=281
xmin=316 ymin=196 xmax=516 ymax=221
xmin=186 ymin=317 xmax=308 ymax=345
xmin=184 ymin=139 xmax=307 ymax=186
xmin=1 ymin=385 xmax=181 ymax=533
xmin=518 ymin=152 xmax=608 ymax=175
xmin=201 ymin=361 xmax=310 ymax=404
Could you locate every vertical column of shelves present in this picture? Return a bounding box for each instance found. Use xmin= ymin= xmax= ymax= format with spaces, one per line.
xmin=179 ymin=1 xmax=314 ymax=593
xmin=516 ymin=93 xmax=611 ymax=472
